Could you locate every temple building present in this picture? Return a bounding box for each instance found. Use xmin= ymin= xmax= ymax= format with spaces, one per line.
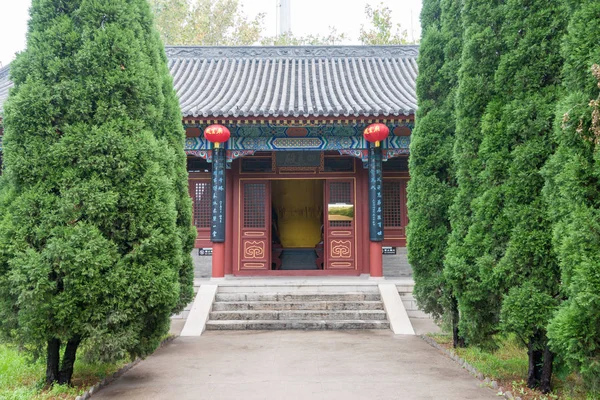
xmin=0 ymin=45 xmax=418 ymax=279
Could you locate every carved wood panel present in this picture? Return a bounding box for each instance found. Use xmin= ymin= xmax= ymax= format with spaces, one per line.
xmin=383 ymin=178 xmax=408 ymax=245
xmin=240 ymin=181 xmax=271 ymax=270
xmin=325 ymin=180 xmax=355 ymax=270
xmin=189 ymin=178 xmax=212 ymax=248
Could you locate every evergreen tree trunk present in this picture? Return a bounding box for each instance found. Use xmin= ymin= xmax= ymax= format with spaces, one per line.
xmin=58 ymin=336 xmax=81 ymax=385
xmin=540 ymin=345 xmax=554 ymax=394
xmin=45 ymin=338 xmax=61 ymax=386
xmin=527 ymin=333 xmax=543 ymax=389
xmin=527 ymin=332 xmax=554 ymax=393
xmin=450 ymin=296 xmax=464 ymax=348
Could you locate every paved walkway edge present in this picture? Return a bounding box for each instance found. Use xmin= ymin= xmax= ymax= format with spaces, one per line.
xmin=74 ymin=336 xmax=177 ymax=400
xmin=379 ymin=283 xmax=415 ymax=335
xmin=180 ymin=284 xmax=218 ymax=336
xmin=420 ymin=335 xmax=521 ymax=400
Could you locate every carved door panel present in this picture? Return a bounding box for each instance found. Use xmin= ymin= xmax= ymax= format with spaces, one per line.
xmin=188 ymin=178 xmax=212 ymax=248
xmin=324 ymin=179 xmax=355 ymax=270
xmin=240 ymin=181 xmax=271 ymax=271
xmin=382 ymin=179 xmax=407 ymax=241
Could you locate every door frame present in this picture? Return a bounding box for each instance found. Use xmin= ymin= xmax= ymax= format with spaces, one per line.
xmin=233 ymin=175 xmax=361 ymax=276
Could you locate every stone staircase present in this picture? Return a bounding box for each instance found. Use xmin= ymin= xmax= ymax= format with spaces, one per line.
xmin=205 ymin=285 xmax=390 ymax=331
xmin=398 ymin=283 xmax=430 ymax=319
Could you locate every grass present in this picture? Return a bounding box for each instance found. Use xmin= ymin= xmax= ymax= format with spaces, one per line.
xmin=427 ymin=333 xmax=595 ymax=400
xmin=0 ymin=343 xmax=130 ymax=400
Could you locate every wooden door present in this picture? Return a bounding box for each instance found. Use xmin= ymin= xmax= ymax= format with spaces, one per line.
xmin=239 ymin=181 xmax=271 ymax=271
xmin=324 ymin=179 xmax=355 ymax=270
xmin=188 ymin=178 xmax=212 ymax=248
xmin=382 ymin=178 xmax=408 ymax=247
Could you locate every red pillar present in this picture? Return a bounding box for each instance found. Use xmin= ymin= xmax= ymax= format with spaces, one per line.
xmin=369 ymin=241 xmax=383 ymax=277
xmin=212 ymin=242 xmax=225 ymax=278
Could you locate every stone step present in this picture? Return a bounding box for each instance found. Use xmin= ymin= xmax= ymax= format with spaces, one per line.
xmin=212 ymin=300 xmax=384 ymax=311
xmin=396 ymin=285 xmax=415 ymax=294
xmin=406 ymin=309 xmax=431 ymax=319
xmin=209 ymin=310 xmax=387 ymax=321
xmin=397 ymin=293 xmax=430 ymax=317
xmin=217 ymin=285 xmax=381 ymax=294
xmin=205 ymin=320 xmax=391 ymax=330
xmin=397 ymin=293 xmax=430 ymax=316
xmin=215 ymin=292 xmax=381 ymax=302
xmin=401 ymin=298 xmax=419 ymax=310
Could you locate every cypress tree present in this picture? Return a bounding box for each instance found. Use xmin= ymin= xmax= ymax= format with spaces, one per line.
xmin=444 ymin=0 xmax=504 ymax=346
xmin=543 ymin=0 xmax=600 ymax=390
xmin=447 ymin=0 xmax=566 ymax=391
xmin=0 ymin=0 xmax=194 ymax=386
xmin=407 ymin=0 xmax=463 ymax=346
xmin=490 ymin=0 xmax=566 ymax=392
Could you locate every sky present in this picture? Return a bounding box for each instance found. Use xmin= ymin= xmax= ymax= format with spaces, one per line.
xmin=0 ymin=0 xmax=422 ymax=67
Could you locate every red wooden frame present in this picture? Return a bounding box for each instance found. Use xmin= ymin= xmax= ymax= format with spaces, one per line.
xmin=324 ymin=179 xmax=356 ymax=270
xmin=231 ymin=158 xmax=365 ymax=276
xmin=239 ymin=180 xmax=271 ymax=271
xmin=188 ymin=177 xmax=212 ymax=248
xmin=382 ymin=178 xmax=409 ymax=247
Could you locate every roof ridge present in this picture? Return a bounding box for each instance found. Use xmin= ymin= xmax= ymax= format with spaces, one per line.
xmin=164 ymin=45 xmax=419 ymax=59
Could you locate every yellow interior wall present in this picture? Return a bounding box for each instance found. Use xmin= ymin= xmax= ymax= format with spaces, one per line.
xmin=272 ymin=180 xmax=323 ymax=248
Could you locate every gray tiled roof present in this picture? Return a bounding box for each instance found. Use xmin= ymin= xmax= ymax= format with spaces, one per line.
xmin=0 ymin=45 xmax=419 ymax=119
xmin=0 ymin=65 xmax=11 ymax=115
xmin=168 ymin=45 xmax=418 ymax=118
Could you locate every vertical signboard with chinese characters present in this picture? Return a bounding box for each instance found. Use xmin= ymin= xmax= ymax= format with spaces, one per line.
xmin=210 ymin=147 xmax=226 ymax=242
xmin=368 ymin=145 xmax=384 ymax=241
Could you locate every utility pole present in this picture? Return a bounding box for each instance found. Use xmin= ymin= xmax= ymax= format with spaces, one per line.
xmin=276 ymin=0 xmax=292 ymax=36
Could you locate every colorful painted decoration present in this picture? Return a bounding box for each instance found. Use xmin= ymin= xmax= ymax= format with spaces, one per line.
xmin=204 ymin=124 xmax=231 ymax=148
xmin=363 ymin=123 xmax=390 ymax=147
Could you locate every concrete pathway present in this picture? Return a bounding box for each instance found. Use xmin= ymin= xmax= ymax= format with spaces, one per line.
xmin=93 ymin=331 xmax=496 ymax=400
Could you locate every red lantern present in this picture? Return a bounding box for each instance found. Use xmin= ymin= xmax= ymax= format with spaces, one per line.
xmin=203 ymin=124 xmax=231 ymax=149
xmin=363 ymin=123 xmax=390 ymax=148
